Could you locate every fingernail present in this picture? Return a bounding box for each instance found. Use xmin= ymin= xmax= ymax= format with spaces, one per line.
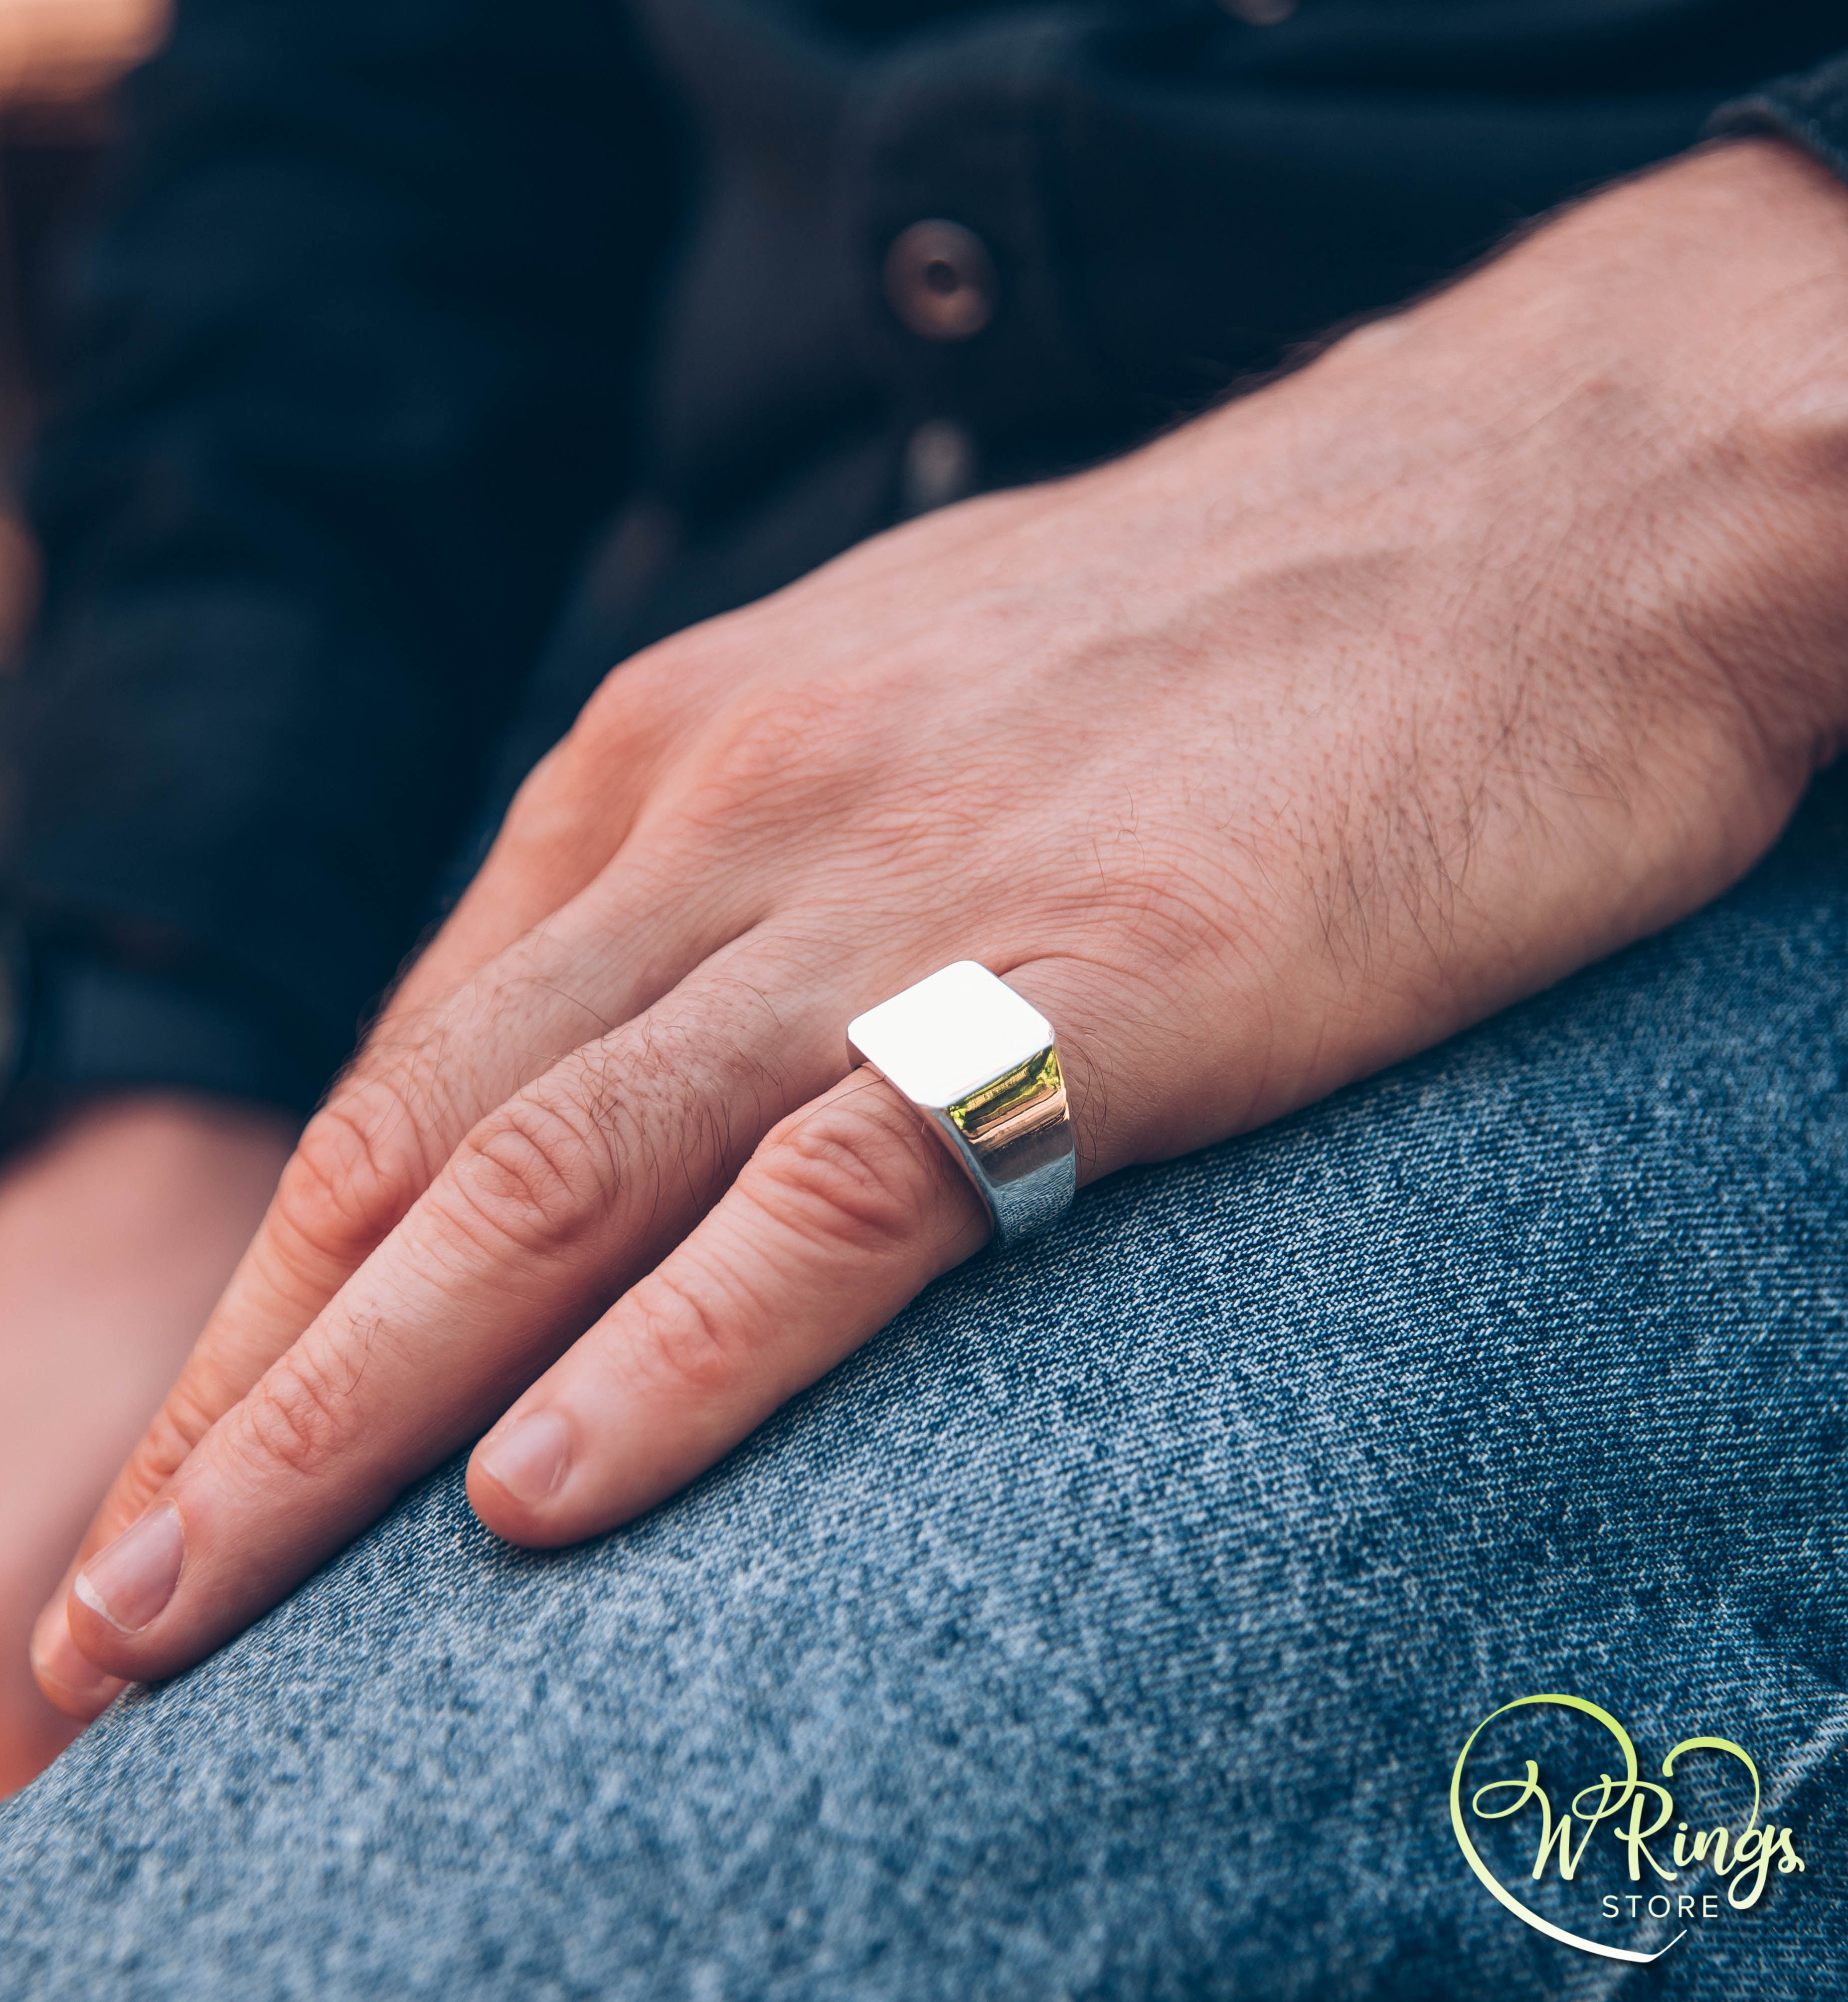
xmin=72 ymin=1502 xmax=185 ymax=1634
xmin=30 ymin=1601 xmax=128 ymax=1716
xmin=478 ymin=1409 xmax=571 ymax=1508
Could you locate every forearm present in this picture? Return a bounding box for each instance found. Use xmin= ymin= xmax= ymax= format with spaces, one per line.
xmin=1395 ymin=138 xmax=1848 ymax=870
xmin=1419 ymin=137 xmax=1848 ymax=774
xmin=1199 ymin=135 xmax=1848 ymax=776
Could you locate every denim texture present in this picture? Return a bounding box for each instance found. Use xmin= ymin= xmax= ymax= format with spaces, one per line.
xmin=1 ymin=772 xmax=1846 ymax=2000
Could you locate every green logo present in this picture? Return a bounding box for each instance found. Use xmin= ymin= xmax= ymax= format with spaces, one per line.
xmin=1451 ymin=1694 xmax=1807 ymax=1962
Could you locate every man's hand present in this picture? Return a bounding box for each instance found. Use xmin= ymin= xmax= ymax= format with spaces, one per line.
xmin=1 ymin=1095 xmax=291 ymax=1782
xmin=35 ymin=140 xmax=1848 ymax=1710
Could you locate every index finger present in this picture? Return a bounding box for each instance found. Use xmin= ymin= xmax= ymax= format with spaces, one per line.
xmin=35 ymin=828 xmax=764 ymax=1629
xmin=47 ymin=956 xmax=849 ymax=1690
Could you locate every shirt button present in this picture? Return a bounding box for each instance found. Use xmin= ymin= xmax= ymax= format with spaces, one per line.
xmin=1220 ymin=0 xmax=1297 ymax=21
xmin=900 ymin=419 xmax=978 ymax=515
xmin=883 ymin=220 xmax=998 ymax=342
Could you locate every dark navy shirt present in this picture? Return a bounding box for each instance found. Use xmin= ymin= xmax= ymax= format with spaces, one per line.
xmin=3 ymin=0 xmax=1846 ymax=1124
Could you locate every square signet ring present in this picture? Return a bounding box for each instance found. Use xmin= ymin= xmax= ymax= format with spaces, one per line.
xmin=846 ymin=961 xmax=1076 ymax=1249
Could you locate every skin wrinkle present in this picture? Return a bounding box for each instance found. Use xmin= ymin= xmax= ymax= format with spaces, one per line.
xmin=759 ymin=1095 xmax=948 ymax=1257
xmin=450 ymin=1096 xmax=617 ymax=1260
xmin=351 ymin=1025 xmax=479 ymax=1163
xmin=238 ymin=1340 xmax=365 ymax=1488
xmin=280 ymin=1088 xmax=429 ymax=1270
xmin=392 ymin=1177 xmax=593 ymax=1318
xmin=622 ymin=1260 xmax=759 ymax=1405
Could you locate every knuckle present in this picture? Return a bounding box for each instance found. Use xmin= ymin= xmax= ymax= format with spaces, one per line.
xmin=497 ymin=737 xmax=622 ymax=870
xmin=279 ymin=1080 xmax=429 ymax=1271
xmin=104 ymin=1359 xmax=271 ymax=1533
xmin=446 ymin=1082 xmax=615 ymax=1254
xmin=698 ymin=683 xmax=851 ymax=808
xmin=495 ymin=742 xmax=577 ymax=847
xmin=237 ymin=1341 xmax=358 ymax=1482
xmin=104 ymin=1415 xmax=201 ymax=1529
xmin=140 ymin=1378 xmax=223 ymax=1479
xmin=567 ymin=635 xmax=706 ymax=769
xmin=629 ymin=1264 xmax=750 ymax=1398
xmin=750 ymin=1095 xmax=935 ymax=1253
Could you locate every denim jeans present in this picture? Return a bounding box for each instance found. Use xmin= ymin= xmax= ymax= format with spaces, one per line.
xmin=2 ymin=770 xmax=1845 ymax=2001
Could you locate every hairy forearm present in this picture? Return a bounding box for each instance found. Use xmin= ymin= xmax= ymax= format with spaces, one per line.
xmin=1308 ymin=138 xmax=1848 ymax=773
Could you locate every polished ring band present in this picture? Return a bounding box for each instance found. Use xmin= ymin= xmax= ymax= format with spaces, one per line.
xmin=846 ymin=960 xmax=1075 ymax=1249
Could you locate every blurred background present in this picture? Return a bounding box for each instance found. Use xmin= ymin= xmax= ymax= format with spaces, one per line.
xmin=0 ymin=0 xmax=168 ymax=667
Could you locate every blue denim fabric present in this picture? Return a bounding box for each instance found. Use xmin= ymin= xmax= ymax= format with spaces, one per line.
xmin=2 ymin=773 xmax=1845 ymax=2000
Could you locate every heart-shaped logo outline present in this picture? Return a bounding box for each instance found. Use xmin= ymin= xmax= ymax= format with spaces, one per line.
xmin=1450 ymin=1693 xmax=1687 ymax=1964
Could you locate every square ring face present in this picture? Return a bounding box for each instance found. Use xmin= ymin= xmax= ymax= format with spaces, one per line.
xmin=846 ymin=961 xmax=1052 ymax=1112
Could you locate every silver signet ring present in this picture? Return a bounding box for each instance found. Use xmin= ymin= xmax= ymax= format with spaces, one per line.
xmin=846 ymin=961 xmax=1076 ymax=1249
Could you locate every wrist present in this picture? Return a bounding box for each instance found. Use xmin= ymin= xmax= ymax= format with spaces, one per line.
xmin=1111 ymin=131 xmax=1848 ymax=1011
xmin=1438 ymin=139 xmax=1848 ymax=769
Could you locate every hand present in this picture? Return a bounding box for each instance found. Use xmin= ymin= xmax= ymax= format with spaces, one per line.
xmin=36 ymin=140 xmax=1848 ymax=1709
xmin=0 ymin=1095 xmax=291 ymax=1781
